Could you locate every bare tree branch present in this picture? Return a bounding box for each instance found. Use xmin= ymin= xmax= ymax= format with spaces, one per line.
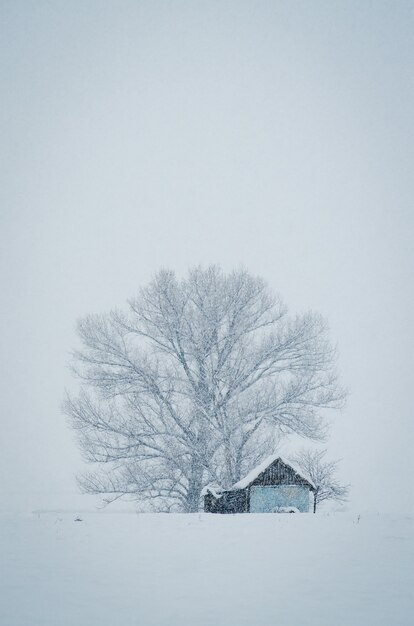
xmin=289 ymin=448 xmax=350 ymax=512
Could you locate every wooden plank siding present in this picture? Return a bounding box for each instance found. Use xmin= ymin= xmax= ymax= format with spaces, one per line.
xmin=204 ymin=489 xmax=248 ymax=514
xmin=250 ymin=459 xmax=313 ymax=490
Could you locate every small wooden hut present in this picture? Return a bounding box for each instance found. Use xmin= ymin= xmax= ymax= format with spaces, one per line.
xmin=203 ymin=456 xmax=315 ymax=514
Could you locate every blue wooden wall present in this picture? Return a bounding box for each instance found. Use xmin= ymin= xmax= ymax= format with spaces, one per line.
xmin=250 ymin=485 xmax=310 ymax=512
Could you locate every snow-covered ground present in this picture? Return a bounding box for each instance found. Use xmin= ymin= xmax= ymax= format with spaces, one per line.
xmin=0 ymin=510 xmax=413 ymax=626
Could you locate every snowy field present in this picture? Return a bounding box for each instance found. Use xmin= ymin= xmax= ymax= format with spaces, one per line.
xmin=0 ymin=510 xmax=413 ymax=626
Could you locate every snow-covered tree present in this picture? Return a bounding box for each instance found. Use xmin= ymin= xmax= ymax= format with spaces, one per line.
xmin=290 ymin=449 xmax=349 ymax=513
xmin=65 ymin=266 xmax=345 ymax=511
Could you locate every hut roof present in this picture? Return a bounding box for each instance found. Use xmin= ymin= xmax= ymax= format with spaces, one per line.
xmin=231 ymin=455 xmax=315 ymax=490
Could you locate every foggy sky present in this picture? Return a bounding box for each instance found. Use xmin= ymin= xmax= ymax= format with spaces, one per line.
xmin=1 ymin=0 xmax=413 ymax=513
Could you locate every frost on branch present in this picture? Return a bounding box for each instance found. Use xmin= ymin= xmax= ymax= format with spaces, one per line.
xmin=289 ymin=448 xmax=349 ymax=513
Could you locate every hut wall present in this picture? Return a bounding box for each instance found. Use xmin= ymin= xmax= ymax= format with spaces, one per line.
xmin=249 ymin=485 xmax=310 ymax=512
xmin=203 ymin=493 xmax=221 ymax=513
xmin=204 ymin=489 xmax=247 ymax=514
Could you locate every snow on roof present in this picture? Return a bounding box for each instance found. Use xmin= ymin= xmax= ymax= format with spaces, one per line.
xmin=201 ymin=484 xmax=224 ymax=498
xmin=231 ymin=453 xmax=280 ymax=490
xmin=230 ymin=455 xmax=315 ymax=490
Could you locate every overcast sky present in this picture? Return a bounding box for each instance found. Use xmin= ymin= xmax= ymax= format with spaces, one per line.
xmin=1 ymin=0 xmax=413 ymax=513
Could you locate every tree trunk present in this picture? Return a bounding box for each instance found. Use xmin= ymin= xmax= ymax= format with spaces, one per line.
xmin=185 ymin=457 xmax=204 ymax=512
xmin=224 ymin=448 xmax=234 ymax=487
xmin=313 ymin=490 xmax=318 ymax=513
